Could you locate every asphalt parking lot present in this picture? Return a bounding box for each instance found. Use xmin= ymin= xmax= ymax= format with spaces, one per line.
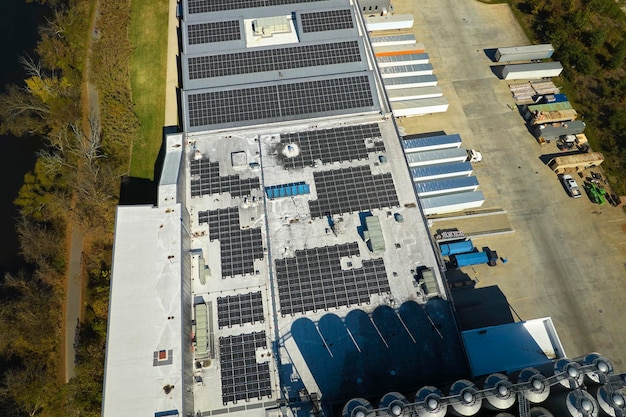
xmin=386 ymin=0 xmax=626 ymax=370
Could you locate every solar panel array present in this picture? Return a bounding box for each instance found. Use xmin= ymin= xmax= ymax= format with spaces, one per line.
xmin=187 ymin=21 xmax=241 ymax=45
xmin=198 ymin=207 xmax=264 ymax=277
xmin=188 ymin=0 xmax=324 ymax=14
xmin=300 ymin=9 xmax=354 ymax=33
xmin=188 ymin=41 xmax=361 ymax=79
xmin=309 ymin=165 xmax=399 ymax=218
xmin=279 ymin=124 xmax=385 ymax=169
xmin=217 ymin=291 xmax=264 ymax=328
xmin=275 ymin=243 xmax=390 ymax=315
xmin=190 ymin=158 xmax=260 ymax=197
xmin=219 ymin=331 xmax=272 ymax=404
xmin=187 ymin=76 xmax=374 ymax=128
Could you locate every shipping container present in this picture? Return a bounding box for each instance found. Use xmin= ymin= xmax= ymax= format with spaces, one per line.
xmin=548 ymin=152 xmax=604 ymax=174
xmin=387 ymin=86 xmax=442 ymax=102
xmin=369 ymin=34 xmax=416 ymax=47
xmin=439 ymin=240 xmax=475 ymax=256
xmin=365 ymin=14 xmax=414 ymax=31
xmin=376 ymin=53 xmax=429 ymax=67
xmin=374 ymin=44 xmax=426 ymax=57
xmin=495 ymin=44 xmax=555 ymax=62
xmin=450 ymin=251 xmax=489 ymax=268
xmin=501 ymin=62 xmax=563 ymax=80
xmin=402 ymin=133 xmax=462 ymax=152
xmin=531 ymin=120 xmax=585 ymax=143
xmin=383 ymin=74 xmax=438 ymax=89
xmin=380 ymin=63 xmax=434 ymax=78
xmin=410 ymin=162 xmax=473 ymax=182
xmin=420 ymin=190 xmax=485 ymax=215
xmin=414 ymin=176 xmax=479 ymax=197
xmin=391 ymin=97 xmax=449 ymax=117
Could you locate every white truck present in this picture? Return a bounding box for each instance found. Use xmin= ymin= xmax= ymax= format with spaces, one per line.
xmin=560 ymin=174 xmax=582 ymax=198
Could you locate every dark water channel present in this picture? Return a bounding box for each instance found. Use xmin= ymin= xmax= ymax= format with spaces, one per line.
xmin=0 ymin=1 xmax=48 ymax=276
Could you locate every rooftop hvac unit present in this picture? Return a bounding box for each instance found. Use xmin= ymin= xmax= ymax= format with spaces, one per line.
xmin=378 ymin=392 xmax=409 ymax=417
xmin=544 ymin=389 xmax=599 ymax=417
xmin=414 ymin=386 xmax=447 ymax=417
xmin=590 ymin=385 xmax=626 ymax=417
xmin=529 ymin=406 xmax=555 ymax=417
xmin=448 ymin=379 xmax=482 ymax=416
xmin=553 ymin=358 xmax=584 ymax=390
xmin=517 ymin=368 xmax=550 ymax=403
xmin=482 ymin=373 xmax=517 ymax=410
xmin=579 ymin=352 xmax=614 ymax=385
xmin=342 ymin=398 xmax=374 ymax=417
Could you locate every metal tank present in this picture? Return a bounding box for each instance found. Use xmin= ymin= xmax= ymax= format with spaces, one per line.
xmin=342 ymin=398 xmax=374 ymax=417
xmin=554 ymin=358 xmax=584 ymax=390
xmin=414 ymin=386 xmax=448 ymax=417
xmin=590 ymin=385 xmax=626 ymax=417
xmin=379 ymin=392 xmax=409 ymax=417
xmin=529 ymin=406 xmax=555 ymax=417
xmin=448 ymin=379 xmax=483 ymax=417
xmin=518 ymin=368 xmax=551 ymax=404
xmin=544 ymin=389 xmax=600 ymax=417
xmin=579 ymin=353 xmax=614 ymax=385
xmin=482 ymin=373 xmax=517 ymax=411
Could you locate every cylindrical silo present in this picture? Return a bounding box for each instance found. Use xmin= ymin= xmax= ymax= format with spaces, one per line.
xmin=342 ymin=398 xmax=374 ymax=417
xmin=448 ymin=379 xmax=483 ymax=416
xmin=554 ymin=358 xmax=584 ymax=390
xmin=379 ymin=392 xmax=409 ymax=417
xmin=482 ymin=373 xmax=517 ymax=411
xmin=544 ymin=389 xmax=600 ymax=417
xmin=590 ymin=385 xmax=626 ymax=417
xmin=414 ymin=386 xmax=447 ymax=417
xmin=529 ymin=406 xmax=555 ymax=417
xmin=579 ymin=353 xmax=614 ymax=385
xmin=518 ymin=368 xmax=551 ymax=404
xmin=493 ymin=413 xmax=516 ymax=417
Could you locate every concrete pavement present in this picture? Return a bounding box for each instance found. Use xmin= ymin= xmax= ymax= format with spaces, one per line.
xmin=388 ymin=0 xmax=626 ymax=369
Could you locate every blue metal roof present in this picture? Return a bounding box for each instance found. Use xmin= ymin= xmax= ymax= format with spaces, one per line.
xmin=413 ymin=176 xmax=479 ymax=195
xmin=402 ymin=133 xmax=462 ymax=151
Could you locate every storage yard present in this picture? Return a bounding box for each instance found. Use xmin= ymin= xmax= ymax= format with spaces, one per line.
xmin=379 ymin=0 xmax=626 ymax=371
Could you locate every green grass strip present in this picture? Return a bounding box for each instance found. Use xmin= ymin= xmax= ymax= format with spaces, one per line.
xmin=129 ymin=0 xmax=169 ymax=180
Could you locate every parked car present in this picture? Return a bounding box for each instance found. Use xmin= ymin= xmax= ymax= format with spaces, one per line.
xmin=560 ymin=174 xmax=582 ymax=198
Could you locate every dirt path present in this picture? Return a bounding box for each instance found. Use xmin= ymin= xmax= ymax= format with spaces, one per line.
xmin=60 ymin=0 xmax=99 ymax=384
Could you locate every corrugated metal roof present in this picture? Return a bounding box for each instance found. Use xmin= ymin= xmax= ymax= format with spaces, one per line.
xmin=413 ymin=176 xmax=479 ymax=195
xmin=419 ymin=190 xmax=485 ymax=211
xmin=376 ymin=53 xmax=429 ymax=66
xmin=368 ymin=33 xmax=416 ymax=47
xmin=410 ymin=162 xmax=473 ymax=180
xmin=383 ymin=74 xmax=437 ymax=88
xmin=402 ymin=133 xmax=462 ymax=151
xmin=406 ymin=147 xmax=467 ymax=166
xmin=380 ymin=63 xmax=433 ymax=78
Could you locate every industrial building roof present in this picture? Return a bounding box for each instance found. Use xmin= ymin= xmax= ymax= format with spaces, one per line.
xmin=461 ymin=318 xmax=566 ymax=377
xmin=103 ymin=0 xmax=470 ymax=416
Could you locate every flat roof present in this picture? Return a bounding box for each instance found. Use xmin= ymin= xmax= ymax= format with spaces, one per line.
xmin=102 ymin=204 xmax=186 ymax=416
xmin=461 ymin=317 xmax=566 ymax=377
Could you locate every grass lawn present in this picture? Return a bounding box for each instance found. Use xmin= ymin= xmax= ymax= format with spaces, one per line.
xmin=129 ymin=0 xmax=169 ymax=180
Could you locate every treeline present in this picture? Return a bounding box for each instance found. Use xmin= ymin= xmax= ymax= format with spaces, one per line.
xmin=0 ymin=0 xmax=137 ymax=415
xmin=512 ymin=0 xmax=626 ymax=194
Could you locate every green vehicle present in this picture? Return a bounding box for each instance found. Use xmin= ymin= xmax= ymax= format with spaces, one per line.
xmin=583 ymin=181 xmax=606 ymax=204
